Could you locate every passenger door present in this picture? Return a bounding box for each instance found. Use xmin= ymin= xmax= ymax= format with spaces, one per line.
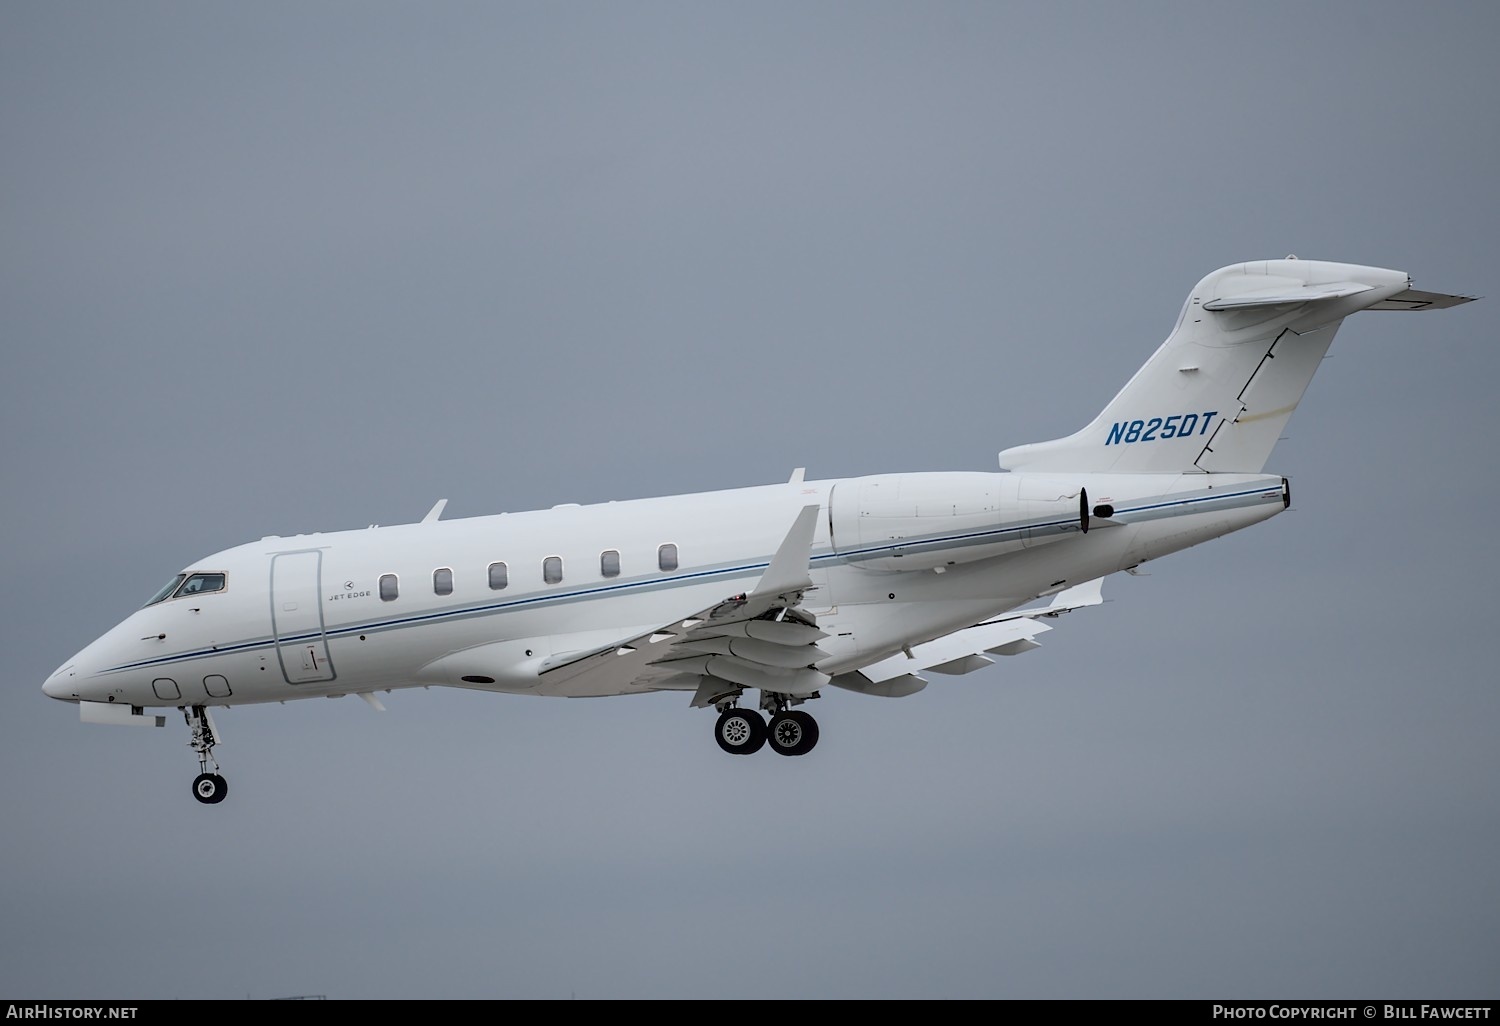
xmin=270 ymin=550 xmax=337 ymax=685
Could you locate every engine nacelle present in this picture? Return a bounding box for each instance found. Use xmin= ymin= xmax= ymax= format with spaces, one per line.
xmin=829 ymin=472 xmax=1085 ymax=571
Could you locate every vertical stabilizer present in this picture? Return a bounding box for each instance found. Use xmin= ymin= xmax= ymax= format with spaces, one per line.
xmin=997 ymin=259 xmax=1467 ymax=475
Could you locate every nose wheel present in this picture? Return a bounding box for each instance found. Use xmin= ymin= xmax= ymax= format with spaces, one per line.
xmin=192 ymin=772 xmax=228 ymax=804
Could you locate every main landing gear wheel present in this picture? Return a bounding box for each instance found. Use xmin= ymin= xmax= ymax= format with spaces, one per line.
xmin=767 ymin=709 xmax=819 ymax=756
xmin=715 ymin=707 xmax=767 ymax=755
xmin=192 ymin=772 xmax=228 ymax=804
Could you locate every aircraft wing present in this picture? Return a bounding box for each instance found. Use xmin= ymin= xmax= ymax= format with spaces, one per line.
xmin=534 ymin=505 xmax=832 ymax=704
xmin=829 ymin=577 xmax=1106 ymax=698
xmin=537 ymin=517 xmax=1106 ymax=704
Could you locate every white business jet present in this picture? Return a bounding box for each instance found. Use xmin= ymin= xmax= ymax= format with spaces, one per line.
xmin=43 ymin=258 xmax=1473 ymax=803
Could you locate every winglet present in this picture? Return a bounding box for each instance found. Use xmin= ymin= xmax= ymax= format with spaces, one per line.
xmin=749 ymin=504 xmax=821 ymax=601
xmin=422 ymin=499 xmax=448 ymax=523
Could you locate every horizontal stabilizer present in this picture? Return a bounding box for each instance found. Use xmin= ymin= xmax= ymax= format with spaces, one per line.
xmin=1201 ymin=280 xmax=1372 ymax=310
xmin=1368 ymin=289 xmax=1477 ymax=311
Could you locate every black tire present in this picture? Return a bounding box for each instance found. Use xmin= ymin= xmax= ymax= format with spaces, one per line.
xmin=715 ymin=708 xmax=766 ymax=755
xmin=791 ymin=710 xmax=819 ymax=754
xmin=768 ymin=709 xmax=819 ymax=756
xmin=192 ymin=772 xmax=228 ymax=804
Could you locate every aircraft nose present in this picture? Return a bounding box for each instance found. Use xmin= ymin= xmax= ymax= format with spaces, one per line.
xmin=44 ymin=664 xmax=78 ymax=701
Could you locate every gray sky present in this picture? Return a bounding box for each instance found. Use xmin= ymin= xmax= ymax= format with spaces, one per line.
xmin=3 ymin=0 xmax=1496 ymax=1001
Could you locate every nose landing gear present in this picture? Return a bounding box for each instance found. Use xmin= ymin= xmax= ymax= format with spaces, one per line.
xmin=183 ymin=705 xmax=228 ymax=805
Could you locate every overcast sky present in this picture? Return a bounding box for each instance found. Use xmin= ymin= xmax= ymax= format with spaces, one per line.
xmin=3 ymin=0 xmax=1496 ymax=1001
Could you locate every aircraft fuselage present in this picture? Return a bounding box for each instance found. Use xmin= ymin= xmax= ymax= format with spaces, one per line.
xmin=44 ymin=469 xmax=1286 ymax=710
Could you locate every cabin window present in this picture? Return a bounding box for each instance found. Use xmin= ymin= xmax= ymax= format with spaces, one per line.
xmin=658 ymin=543 xmax=678 ymax=572
xmin=600 ymin=549 xmax=621 ymax=578
xmin=488 ymin=561 xmax=509 ymax=590
xmin=433 ymin=567 xmax=453 ymax=596
xmin=174 ymin=573 xmax=226 ymax=598
xmin=380 ymin=574 xmax=399 ymax=601
xmin=543 ymin=556 xmax=563 ymax=585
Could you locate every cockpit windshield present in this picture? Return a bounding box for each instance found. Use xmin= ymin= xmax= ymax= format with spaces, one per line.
xmin=144 ymin=575 xmax=187 ymax=607
xmin=142 ymin=572 xmax=228 ymax=607
xmin=175 ymin=573 xmax=226 ymax=597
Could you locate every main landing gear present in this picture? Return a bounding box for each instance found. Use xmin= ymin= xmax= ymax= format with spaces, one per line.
xmin=183 ymin=705 xmax=228 ymax=804
xmin=714 ymin=696 xmax=820 ymax=757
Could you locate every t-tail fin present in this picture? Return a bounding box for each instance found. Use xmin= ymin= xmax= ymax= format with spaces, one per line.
xmin=997 ymin=258 xmax=1475 ymax=475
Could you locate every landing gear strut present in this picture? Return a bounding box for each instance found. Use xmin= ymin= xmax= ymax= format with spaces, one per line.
xmin=183 ymin=705 xmax=228 ymax=804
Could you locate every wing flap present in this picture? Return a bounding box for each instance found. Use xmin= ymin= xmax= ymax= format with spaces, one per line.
xmin=671 ymin=634 xmax=831 ymax=668
xmin=859 ymin=618 xmax=1055 ymax=684
xmin=829 ymin=672 xmax=929 ymax=698
xmin=927 ymin=653 xmax=996 ymax=676
xmin=844 ymin=576 xmax=1106 ymax=688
